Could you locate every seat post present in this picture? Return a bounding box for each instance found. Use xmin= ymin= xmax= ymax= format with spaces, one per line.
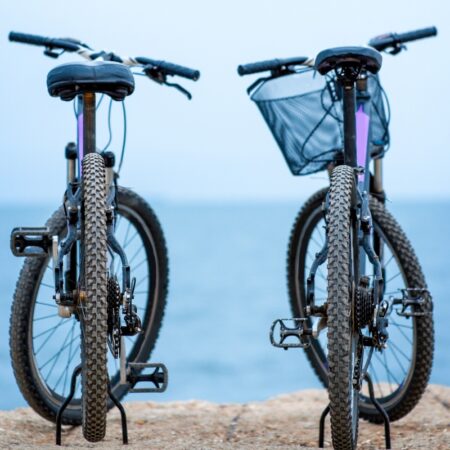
xmin=82 ymin=92 xmax=96 ymax=156
xmin=341 ymin=81 xmax=357 ymax=168
xmin=315 ymin=47 xmax=382 ymax=169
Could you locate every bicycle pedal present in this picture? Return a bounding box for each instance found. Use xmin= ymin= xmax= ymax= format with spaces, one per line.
xmin=10 ymin=227 xmax=53 ymax=257
xmin=391 ymin=288 xmax=431 ymax=318
xmin=270 ymin=318 xmax=312 ymax=349
xmin=127 ymin=362 xmax=168 ymax=393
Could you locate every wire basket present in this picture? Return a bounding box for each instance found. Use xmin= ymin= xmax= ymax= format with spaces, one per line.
xmin=251 ymin=68 xmax=390 ymax=175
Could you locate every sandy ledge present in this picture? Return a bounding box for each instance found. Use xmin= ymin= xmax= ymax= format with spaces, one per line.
xmin=0 ymin=385 xmax=448 ymax=449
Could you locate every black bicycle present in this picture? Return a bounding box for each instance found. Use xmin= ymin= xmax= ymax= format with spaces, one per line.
xmin=238 ymin=27 xmax=436 ymax=449
xmin=9 ymin=31 xmax=199 ymax=442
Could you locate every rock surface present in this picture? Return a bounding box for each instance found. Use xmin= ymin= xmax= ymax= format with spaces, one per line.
xmin=0 ymin=385 xmax=448 ymax=449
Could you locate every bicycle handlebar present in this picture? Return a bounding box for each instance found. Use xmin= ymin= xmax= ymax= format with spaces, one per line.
xmin=8 ymin=31 xmax=200 ymax=82
xmin=9 ymin=31 xmax=80 ymax=52
xmin=238 ymin=25 xmax=437 ymax=77
xmin=135 ymin=57 xmax=200 ymax=81
xmin=237 ymin=57 xmax=309 ymax=76
xmin=369 ymin=26 xmax=437 ymax=52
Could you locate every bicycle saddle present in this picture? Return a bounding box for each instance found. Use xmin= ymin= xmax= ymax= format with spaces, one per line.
xmin=315 ymin=46 xmax=382 ymax=75
xmin=47 ymin=61 xmax=135 ymax=101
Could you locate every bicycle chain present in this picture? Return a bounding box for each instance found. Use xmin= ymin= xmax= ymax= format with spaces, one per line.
xmin=355 ymin=275 xmax=374 ymax=330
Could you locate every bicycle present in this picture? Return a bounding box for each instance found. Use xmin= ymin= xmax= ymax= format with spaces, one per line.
xmin=9 ymin=31 xmax=199 ymax=442
xmin=238 ymin=27 xmax=436 ymax=449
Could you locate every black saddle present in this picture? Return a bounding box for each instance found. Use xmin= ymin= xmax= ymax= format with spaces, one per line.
xmin=47 ymin=61 xmax=135 ymax=101
xmin=315 ymin=46 xmax=382 ymax=75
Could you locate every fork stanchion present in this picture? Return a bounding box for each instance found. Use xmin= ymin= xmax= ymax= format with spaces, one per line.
xmin=55 ymin=365 xmax=129 ymax=446
xmin=364 ymin=373 xmax=391 ymax=449
xmin=56 ymin=364 xmax=82 ymax=445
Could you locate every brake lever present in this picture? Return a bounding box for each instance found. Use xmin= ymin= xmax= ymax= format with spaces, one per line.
xmin=164 ymin=80 xmax=192 ymax=100
xmin=44 ymin=47 xmax=64 ymax=58
xmin=387 ymin=43 xmax=407 ymax=55
xmin=246 ymin=76 xmax=271 ymax=94
xmin=143 ymin=65 xmax=192 ymax=100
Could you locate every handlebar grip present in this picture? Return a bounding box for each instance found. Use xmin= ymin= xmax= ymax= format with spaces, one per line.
xmin=9 ymin=31 xmax=49 ymax=46
xmin=135 ymin=57 xmax=200 ymax=81
xmin=237 ymin=57 xmax=309 ymax=76
xmin=369 ymin=26 xmax=437 ymax=51
xmin=397 ymin=26 xmax=437 ymax=44
xmin=9 ymin=31 xmax=80 ymax=52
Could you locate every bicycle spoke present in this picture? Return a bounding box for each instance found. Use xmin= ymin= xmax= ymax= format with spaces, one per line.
xmin=34 ymin=313 xmax=59 ymax=322
xmin=34 ymin=318 xmax=66 ymax=339
xmin=124 ymin=231 xmax=138 ymax=249
xmin=374 ymin=352 xmax=400 ymax=386
xmin=389 ymin=320 xmax=412 ymax=330
xmin=316 ymin=226 xmax=325 ymax=244
xmin=53 ymin=322 xmax=77 ymax=392
xmin=36 ymin=301 xmax=57 ymax=308
xmin=383 ymin=351 xmax=394 ymax=393
xmin=310 ymin=233 xmax=322 ymax=249
xmin=390 ymin=319 xmax=413 ymax=344
xmin=62 ymin=326 xmax=79 ymax=396
xmin=389 ymin=340 xmax=411 ymax=362
xmin=385 ymin=271 xmax=402 ymax=284
xmin=122 ymin=221 xmax=132 ymax=247
xmin=128 ymin=245 xmax=144 ymax=265
xmin=132 ymin=256 xmax=147 ymax=272
xmin=383 ymin=254 xmax=395 ymax=269
xmin=387 ymin=342 xmax=408 ymax=376
xmin=135 ymin=274 xmax=149 ymax=288
xmin=40 ymin=333 xmax=78 ymax=377
xmin=115 ymin=215 xmax=123 ymax=233
xmin=34 ymin=319 xmax=70 ymax=355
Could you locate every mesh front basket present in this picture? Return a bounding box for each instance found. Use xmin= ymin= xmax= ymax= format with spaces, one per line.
xmin=251 ymin=69 xmax=389 ymax=175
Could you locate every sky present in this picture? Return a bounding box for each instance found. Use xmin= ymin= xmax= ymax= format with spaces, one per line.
xmin=1 ymin=0 xmax=449 ymax=203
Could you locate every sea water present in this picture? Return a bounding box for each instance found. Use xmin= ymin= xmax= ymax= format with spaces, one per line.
xmin=0 ymin=199 xmax=448 ymax=409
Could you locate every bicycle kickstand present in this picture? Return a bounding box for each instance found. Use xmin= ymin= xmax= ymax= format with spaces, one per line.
xmin=56 ymin=364 xmax=129 ymax=445
xmin=317 ymin=374 xmax=392 ymax=449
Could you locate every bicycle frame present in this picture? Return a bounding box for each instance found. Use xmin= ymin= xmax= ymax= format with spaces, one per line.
xmin=342 ymin=73 xmax=375 ymax=191
xmin=76 ymin=93 xmax=96 ymax=175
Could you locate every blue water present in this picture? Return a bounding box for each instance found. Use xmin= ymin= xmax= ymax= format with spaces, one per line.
xmin=0 ymin=199 xmax=448 ymax=409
